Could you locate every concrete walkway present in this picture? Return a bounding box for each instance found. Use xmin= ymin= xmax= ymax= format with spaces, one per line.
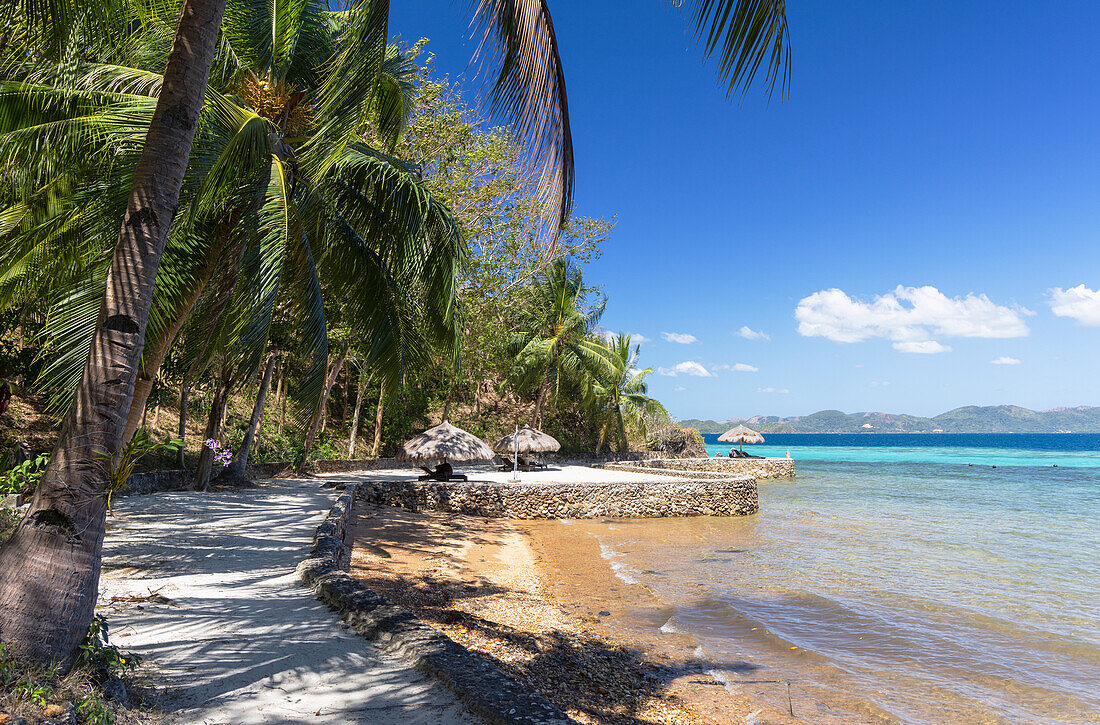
xmin=98 ymin=479 xmax=477 ymax=725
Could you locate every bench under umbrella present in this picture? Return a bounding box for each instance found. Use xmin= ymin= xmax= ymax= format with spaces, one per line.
xmin=494 ymin=425 xmax=560 ymax=478
xmin=397 ymin=421 xmax=494 ymax=480
xmin=718 ymin=424 xmax=765 ymax=453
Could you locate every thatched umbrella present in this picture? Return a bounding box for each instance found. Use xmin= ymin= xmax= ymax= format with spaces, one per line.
xmin=493 ymin=425 xmax=561 ymax=454
xmin=493 ymin=425 xmax=560 ymax=480
xmin=718 ymin=424 xmax=765 ymax=453
xmin=396 ymin=420 xmax=494 ymax=464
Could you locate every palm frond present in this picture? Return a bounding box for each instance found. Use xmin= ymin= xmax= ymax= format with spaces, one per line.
xmin=469 ymin=0 xmax=573 ymax=238
xmin=675 ymin=0 xmax=790 ymax=99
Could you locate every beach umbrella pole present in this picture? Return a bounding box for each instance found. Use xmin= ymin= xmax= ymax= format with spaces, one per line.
xmin=513 ymin=424 xmax=519 ymax=482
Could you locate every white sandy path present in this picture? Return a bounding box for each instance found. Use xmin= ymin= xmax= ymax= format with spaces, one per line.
xmin=97 ymin=479 xmax=477 ymax=725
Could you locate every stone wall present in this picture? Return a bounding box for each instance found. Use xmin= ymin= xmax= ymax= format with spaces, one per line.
xmin=356 ymin=478 xmax=758 ymax=519
xmin=544 ymin=451 xmax=664 ymax=466
xmin=311 ymin=458 xmax=403 ymax=473
xmin=122 ymin=459 xmax=408 ymax=496
xmin=596 ymin=456 xmax=795 ymax=480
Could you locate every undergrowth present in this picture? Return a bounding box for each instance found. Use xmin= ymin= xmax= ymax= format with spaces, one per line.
xmin=0 ymin=615 xmax=152 ymax=724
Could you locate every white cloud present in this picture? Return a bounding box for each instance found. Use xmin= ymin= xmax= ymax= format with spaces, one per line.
xmin=673 ymin=386 xmax=686 ymax=392
xmin=712 ymin=362 xmax=758 ymax=372
xmin=661 ymin=332 xmax=698 ymax=344
xmin=657 ymin=361 xmax=712 ymax=377
xmin=869 ymin=380 xmax=890 ymax=387
xmin=598 ymin=330 xmax=650 ymax=344
xmin=893 ymin=340 xmax=951 ymax=354
xmin=795 ymin=286 xmax=1031 ymax=353
xmin=1050 ymin=285 xmax=1100 ymax=326
xmin=735 ymin=326 xmax=770 ymax=341
xmin=991 ymin=356 xmax=1022 ymax=365
xmin=757 ymin=387 xmax=789 ymax=394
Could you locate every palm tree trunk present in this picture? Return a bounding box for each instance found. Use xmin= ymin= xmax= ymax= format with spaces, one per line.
xmin=277 ymin=369 xmax=286 ymax=439
xmin=228 ymin=352 xmax=276 ymax=479
xmin=193 ymin=373 xmax=232 ymax=491
xmin=441 ymin=382 xmax=454 ymax=423
xmin=371 ymin=388 xmax=385 ymax=457
xmin=0 ymin=0 xmax=227 ymax=664
xmin=121 ymin=216 xmax=233 ymax=445
xmin=297 ymin=345 xmax=349 ymax=472
xmin=347 ymin=368 xmax=367 ymax=458
xmin=340 ymin=368 xmax=349 ymax=433
xmin=533 ymin=379 xmax=549 ymax=428
xmin=176 ymin=382 xmax=191 ymax=468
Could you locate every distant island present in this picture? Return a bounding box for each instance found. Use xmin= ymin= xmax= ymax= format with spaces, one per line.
xmin=679 ymin=405 xmax=1100 ymax=434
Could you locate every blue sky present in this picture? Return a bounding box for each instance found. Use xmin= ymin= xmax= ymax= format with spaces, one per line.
xmin=388 ymin=1 xmax=1100 ymax=420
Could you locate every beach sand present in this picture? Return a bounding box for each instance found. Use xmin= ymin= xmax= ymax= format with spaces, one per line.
xmin=348 ymin=503 xmax=789 ymax=725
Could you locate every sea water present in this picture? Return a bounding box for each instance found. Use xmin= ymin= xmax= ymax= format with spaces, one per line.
xmin=590 ymin=434 xmax=1100 ymax=723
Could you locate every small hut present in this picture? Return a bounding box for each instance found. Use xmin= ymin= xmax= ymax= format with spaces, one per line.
xmin=717 ymin=424 xmax=765 ymax=453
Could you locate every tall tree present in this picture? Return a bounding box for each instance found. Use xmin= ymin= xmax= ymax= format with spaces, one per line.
xmin=588 ymin=334 xmax=664 ymax=452
xmin=0 ymin=0 xmax=229 ymax=662
xmin=508 ymin=258 xmax=607 ymax=426
xmin=227 ymin=350 xmax=276 ymax=480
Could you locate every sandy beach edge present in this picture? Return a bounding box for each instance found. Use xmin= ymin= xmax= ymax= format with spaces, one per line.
xmin=348 ymin=501 xmax=781 ymax=724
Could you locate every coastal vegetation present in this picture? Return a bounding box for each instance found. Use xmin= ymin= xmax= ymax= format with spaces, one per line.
xmin=681 ymin=404 xmax=1100 ymax=434
xmin=0 ymin=0 xmax=793 ymax=670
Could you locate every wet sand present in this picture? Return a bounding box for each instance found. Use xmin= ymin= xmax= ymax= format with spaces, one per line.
xmin=348 ymin=503 xmax=796 ymax=724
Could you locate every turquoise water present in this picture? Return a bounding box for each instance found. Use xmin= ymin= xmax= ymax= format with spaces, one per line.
xmin=587 ymin=435 xmax=1100 ymax=723
xmin=704 ymin=432 xmax=1100 ymax=468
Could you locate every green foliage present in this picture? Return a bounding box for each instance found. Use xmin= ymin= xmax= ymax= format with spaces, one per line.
xmin=12 ymin=676 xmax=53 ymax=707
xmin=585 ymin=333 xmax=666 ymax=452
xmin=507 ymin=258 xmax=608 ymax=409
xmin=0 ymin=452 xmax=47 ymax=496
xmin=0 ymin=506 xmax=19 ymax=542
xmin=0 ymin=8 xmax=465 ymax=432
xmin=78 ymin=693 xmax=113 ymax=725
xmin=0 ymin=618 xmax=136 ymax=724
xmin=76 ymin=615 xmax=140 ymax=675
xmin=101 ymin=429 xmax=181 ymax=512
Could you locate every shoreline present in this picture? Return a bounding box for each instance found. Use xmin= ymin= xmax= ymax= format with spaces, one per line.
xmin=518 ymin=518 xmax=783 ymax=724
xmin=347 ymin=502 xmax=791 ymax=724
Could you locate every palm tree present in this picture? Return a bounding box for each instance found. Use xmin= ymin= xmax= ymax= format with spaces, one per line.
xmin=0 ymin=0 xmax=232 ymax=664
xmin=0 ymin=0 xmax=791 ymax=664
xmin=0 ymin=12 xmax=464 ymax=481
xmin=588 ymin=333 xmax=665 ymax=452
xmin=508 ymin=258 xmax=609 ymax=426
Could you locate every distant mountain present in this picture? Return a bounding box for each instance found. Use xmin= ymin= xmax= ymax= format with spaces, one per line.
xmin=678 ymin=406 xmax=1100 ymax=434
xmin=677 ymin=419 xmax=740 ymax=434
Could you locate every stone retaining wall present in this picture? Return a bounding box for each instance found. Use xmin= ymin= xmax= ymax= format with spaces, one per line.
xmin=123 ymin=458 xmax=408 ymax=496
xmin=310 ymin=457 xmax=404 ymax=473
xmin=597 ymin=456 xmax=795 ymax=480
xmin=123 ymin=461 xmax=292 ymax=495
xmin=298 ymin=486 xmax=572 ymax=724
xmin=356 ymin=478 xmax=758 ymax=518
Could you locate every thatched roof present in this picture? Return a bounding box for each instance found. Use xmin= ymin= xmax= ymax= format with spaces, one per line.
xmin=493 ymin=425 xmax=561 ymax=453
xmin=717 ymin=424 xmax=765 ymax=444
xmin=397 ymin=421 xmax=495 ymax=462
